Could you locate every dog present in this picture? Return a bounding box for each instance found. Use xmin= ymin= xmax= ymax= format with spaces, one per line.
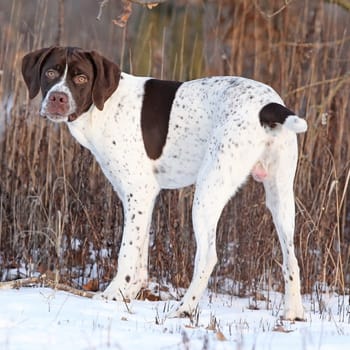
xmin=22 ymin=46 xmax=307 ymax=320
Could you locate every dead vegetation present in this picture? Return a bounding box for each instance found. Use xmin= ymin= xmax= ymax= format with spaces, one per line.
xmin=0 ymin=0 xmax=349 ymax=299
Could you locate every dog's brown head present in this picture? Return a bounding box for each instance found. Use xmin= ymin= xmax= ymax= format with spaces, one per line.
xmin=21 ymin=46 xmax=121 ymax=122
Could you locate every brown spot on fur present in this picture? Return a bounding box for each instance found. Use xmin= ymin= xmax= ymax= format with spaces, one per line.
xmin=259 ymin=102 xmax=296 ymax=128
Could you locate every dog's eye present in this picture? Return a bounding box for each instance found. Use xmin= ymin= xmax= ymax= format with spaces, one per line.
xmin=45 ymin=69 xmax=59 ymax=80
xmin=73 ymin=74 xmax=88 ymax=85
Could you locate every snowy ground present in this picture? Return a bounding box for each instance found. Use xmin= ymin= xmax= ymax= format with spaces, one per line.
xmin=0 ymin=287 xmax=349 ymax=350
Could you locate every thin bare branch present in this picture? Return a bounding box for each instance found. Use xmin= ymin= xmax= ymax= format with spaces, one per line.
xmin=254 ymin=0 xmax=294 ymax=19
xmin=0 ymin=276 xmax=95 ymax=298
xmin=286 ymin=73 xmax=350 ymax=97
xmin=96 ymin=0 xmax=110 ymax=21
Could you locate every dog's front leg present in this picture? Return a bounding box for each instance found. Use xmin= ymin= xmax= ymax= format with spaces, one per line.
xmin=100 ymin=188 xmax=159 ymax=301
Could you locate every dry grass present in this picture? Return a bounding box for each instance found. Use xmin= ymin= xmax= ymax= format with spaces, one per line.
xmin=0 ymin=0 xmax=349 ymax=298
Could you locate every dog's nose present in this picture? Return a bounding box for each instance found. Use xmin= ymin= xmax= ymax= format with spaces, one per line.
xmin=45 ymin=91 xmax=70 ymax=116
xmin=49 ymin=92 xmax=68 ymax=105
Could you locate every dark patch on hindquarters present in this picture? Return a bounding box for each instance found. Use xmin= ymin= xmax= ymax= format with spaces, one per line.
xmin=259 ymin=102 xmax=295 ymax=128
xmin=141 ymin=79 xmax=183 ymax=159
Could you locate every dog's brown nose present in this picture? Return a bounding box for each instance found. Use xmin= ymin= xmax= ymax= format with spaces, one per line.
xmin=47 ymin=91 xmax=69 ymax=115
xmin=49 ymin=91 xmax=68 ymax=104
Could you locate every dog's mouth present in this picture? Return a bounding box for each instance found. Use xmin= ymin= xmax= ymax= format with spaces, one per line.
xmin=40 ymin=111 xmax=78 ymax=123
xmin=39 ymin=109 xmax=68 ymax=123
xmin=40 ymin=105 xmax=78 ymax=123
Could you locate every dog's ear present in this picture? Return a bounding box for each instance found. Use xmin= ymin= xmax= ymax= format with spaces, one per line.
xmin=21 ymin=47 xmax=55 ymax=99
xmin=88 ymin=51 xmax=121 ymax=111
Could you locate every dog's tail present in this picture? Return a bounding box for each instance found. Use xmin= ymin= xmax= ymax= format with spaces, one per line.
xmin=259 ymin=102 xmax=307 ymax=133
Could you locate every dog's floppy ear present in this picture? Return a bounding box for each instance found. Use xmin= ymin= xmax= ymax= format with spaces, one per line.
xmin=88 ymin=51 xmax=121 ymax=111
xmin=21 ymin=47 xmax=55 ymax=99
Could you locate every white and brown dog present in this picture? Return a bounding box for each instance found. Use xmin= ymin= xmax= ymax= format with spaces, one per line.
xmin=22 ymin=46 xmax=307 ymax=320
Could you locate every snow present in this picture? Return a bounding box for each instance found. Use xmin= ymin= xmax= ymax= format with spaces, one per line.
xmin=0 ymin=287 xmax=349 ymax=350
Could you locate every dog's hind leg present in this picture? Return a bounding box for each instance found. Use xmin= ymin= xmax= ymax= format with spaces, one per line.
xmin=262 ymin=133 xmax=305 ymax=321
xmin=170 ymin=138 xmax=260 ymax=317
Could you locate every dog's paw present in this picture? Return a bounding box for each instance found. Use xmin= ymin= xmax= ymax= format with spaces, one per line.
xmin=283 ymin=307 xmax=306 ymax=322
xmin=92 ymin=292 xmax=104 ymax=300
xmin=101 ymin=286 xmax=129 ymax=302
xmin=166 ymin=301 xmax=197 ymax=319
xmin=92 ymin=290 xmax=123 ymax=302
xmin=97 ymin=278 xmax=143 ymax=302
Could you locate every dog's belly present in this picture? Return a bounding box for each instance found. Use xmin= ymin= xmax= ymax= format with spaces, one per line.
xmin=152 ymin=108 xmax=214 ymax=189
xmin=152 ymin=141 xmax=208 ymax=189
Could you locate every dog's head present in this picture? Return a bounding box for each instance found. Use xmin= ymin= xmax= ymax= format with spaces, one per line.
xmin=21 ymin=46 xmax=121 ymax=122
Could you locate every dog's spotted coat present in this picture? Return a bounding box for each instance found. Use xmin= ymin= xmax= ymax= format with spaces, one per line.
xmin=22 ymin=47 xmax=307 ymax=320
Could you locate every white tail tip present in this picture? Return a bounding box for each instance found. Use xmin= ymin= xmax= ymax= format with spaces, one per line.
xmin=284 ymin=115 xmax=308 ymax=133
